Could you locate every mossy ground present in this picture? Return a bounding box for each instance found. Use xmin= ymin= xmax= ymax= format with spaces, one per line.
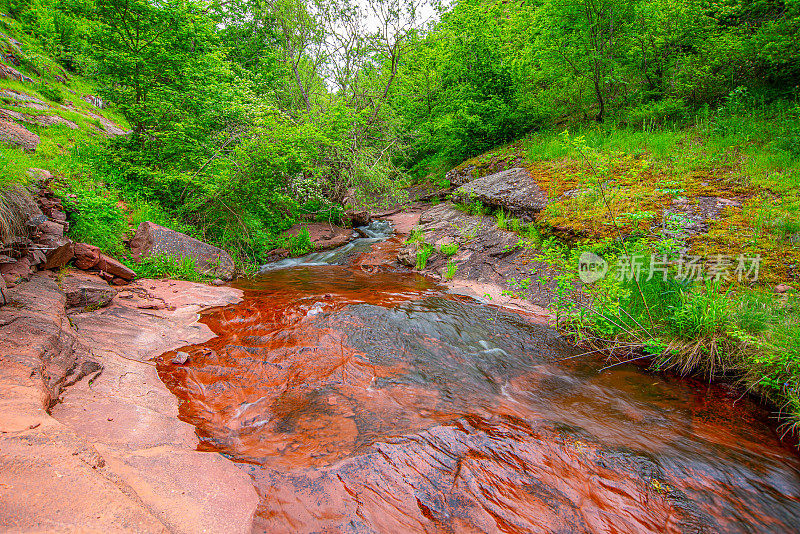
xmin=441 ymin=112 xmax=800 ymax=438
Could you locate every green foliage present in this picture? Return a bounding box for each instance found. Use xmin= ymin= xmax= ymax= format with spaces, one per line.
xmin=445 ymin=260 xmax=457 ymax=280
xmin=439 ymin=242 xmax=458 ymax=257
xmin=36 ymin=83 xmax=63 ymax=103
xmin=121 ymin=252 xmax=206 ymax=282
xmin=416 ymin=243 xmax=434 ymax=270
xmin=56 ymin=181 xmax=127 ymax=255
xmin=284 ymin=226 xmax=315 ymax=256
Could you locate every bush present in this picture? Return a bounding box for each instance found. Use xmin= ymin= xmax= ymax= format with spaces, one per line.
xmin=37 ymin=83 xmax=63 ymax=104
xmin=57 ymin=184 xmax=127 ymax=254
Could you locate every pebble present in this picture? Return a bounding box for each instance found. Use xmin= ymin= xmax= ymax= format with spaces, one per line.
xmin=172 ymin=351 xmax=190 ymax=364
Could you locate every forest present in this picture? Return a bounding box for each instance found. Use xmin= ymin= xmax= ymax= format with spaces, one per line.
xmin=1 ymin=0 xmax=797 ymax=260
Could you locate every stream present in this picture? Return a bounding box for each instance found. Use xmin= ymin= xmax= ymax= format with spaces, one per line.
xmin=156 ymin=221 xmax=800 ymax=533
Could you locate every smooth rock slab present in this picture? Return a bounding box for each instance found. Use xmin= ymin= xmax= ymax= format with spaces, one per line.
xmin=453 ymin=167 xmax=553 ymax=221
xmin=130 ymin=221 xmax=235 ymax=280
xmin=59 ymin=269 xmax=117 ymax=310
xmin=0 ymin=117 xmax=39 ymax=151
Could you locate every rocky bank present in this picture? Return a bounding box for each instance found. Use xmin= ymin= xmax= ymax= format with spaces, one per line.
xmin=0 ymin=274 xmax=258 ymax=532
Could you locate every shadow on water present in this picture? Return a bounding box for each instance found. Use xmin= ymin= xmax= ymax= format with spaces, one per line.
xmin=156 ymin=222 xmax=800 ymax=534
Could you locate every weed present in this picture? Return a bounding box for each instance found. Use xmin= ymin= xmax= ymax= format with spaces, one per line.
xmin=122 ymin=253 xmax=206 ymax=281
xmin=445 ymin=260 xmax=458 ymax=280
xmin=440 ymin=242 xmax=458 ymax=256
xmin=416 ymin=243 xmax=435 ymax=270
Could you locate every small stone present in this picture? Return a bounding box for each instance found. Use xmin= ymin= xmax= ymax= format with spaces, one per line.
xmin=172 ymin=351 xmax=190 ymax=365
xmin=212 ymin=278 xmax=225 ymax=286
xmin=775 ymin=284 xmax=794 ymax=294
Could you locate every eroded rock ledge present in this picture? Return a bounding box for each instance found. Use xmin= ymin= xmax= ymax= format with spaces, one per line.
xmin=0 ymin=273 xmax=258 ymax=533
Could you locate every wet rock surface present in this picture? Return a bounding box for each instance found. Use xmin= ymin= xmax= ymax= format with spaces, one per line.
xmin=397 ymin=202 xmax=568 ymax=309
xmin=157 ymin=243 xmax=800 ymax=534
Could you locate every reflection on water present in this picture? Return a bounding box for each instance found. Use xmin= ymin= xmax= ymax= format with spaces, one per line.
xmin=157 ymin=230 xmax=800 ymax=534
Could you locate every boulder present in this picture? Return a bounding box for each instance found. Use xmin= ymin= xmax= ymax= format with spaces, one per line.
xmin=60 ymin=270 xmax=117 ymax=310
xmin=130 ymin=221 xmax=235 ymax=280
xmin=96 ymin=254 xmax=136 ymax=281
xmin=0 ymin=118 xmax=39 ymax=151
xmin=0 ymin=273 xmax=6 ymax=305
xmin=73 ymin=242 xmax=100 ymax=270
xmin=82 ymin=95 xmax=105 ymax=108
xmin=42 ymin=237 xmax=74 ymax=270
xmin=264 ymin=248 xmax=289 ymax=263
xmin=453 ymin=167 xmax=553 ymax=221
xmin=1 ymin=256 xmax=33 ymax=284
xmin=345 ymin=209 xmax=371 ymax=227
xmin=38 ymin=220 xmax=64 ymax=237
xmin=26 ymin=167 xmax=53 ymax=182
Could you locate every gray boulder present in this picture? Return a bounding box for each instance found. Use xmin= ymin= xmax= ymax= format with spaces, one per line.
xmin=130 ymin=221 xmax=235 ymax=280
xmin=452 ymin=167 xmax=553 ymax=221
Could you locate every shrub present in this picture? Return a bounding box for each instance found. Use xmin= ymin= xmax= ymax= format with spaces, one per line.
xmin=58 ymin=184 xmax=127 ymax=254
xmin=416 ymin=243 xmax=434 ymax=270
xmin=37 ymin=83 xmax=64 ymax=104
xmin=445 ymin=260 xmax=457 ymax=280
xmin=439 ymin=242 xmax=458 ymax=256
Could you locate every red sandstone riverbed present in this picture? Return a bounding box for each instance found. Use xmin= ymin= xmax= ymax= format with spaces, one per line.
xmin=156 ymin=238 xmax=800 ymax=533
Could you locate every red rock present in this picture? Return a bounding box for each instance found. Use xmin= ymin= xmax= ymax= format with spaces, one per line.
xmin=73 ymin=243 xmax=100 ymax=270
xmin=37 ymin=220 xmax=64 ymax=237
xmin=111 ymin=277 xmax=129 ymax=286
xmin=42 ymin=238 xmax=74 ymax=270
xmin=26 ymin=168 xmax=53 ymax=182
xmin=130 ymin=221 xmax=234 ymax=280
xmin=286 ymin=223 xmax=355 ymax=251
xmin=0 ymin=118 xmax=39 ymax=151
xmin=0 ymin=62 xmax=34 ymax=83
xmin=96 ymin=254 xmax=135 ymax=280
xmin=264 ymin=248 xmax=289 ymax=263
xmin=48 ymin=208 xmax=66 ymax=221
xmin=59 ymin=270 xmax=117 ymax=310
xmin=28 ymin=248 xmax=46 ymax=266
xmin=0 ymin=274 xmax=6 ymax=305
xmin=1 ymin=256 xmax=33 ymax=284
xmin=98 ymin=271 xmax=114 ymax=282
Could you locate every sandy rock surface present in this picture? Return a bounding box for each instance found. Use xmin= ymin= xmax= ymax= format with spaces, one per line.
xmin=0 ymin=274 xmax=259 ymax=533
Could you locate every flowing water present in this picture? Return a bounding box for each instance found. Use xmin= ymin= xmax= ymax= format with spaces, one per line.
xmin=157 ymin=221 xmax=800 ymax=533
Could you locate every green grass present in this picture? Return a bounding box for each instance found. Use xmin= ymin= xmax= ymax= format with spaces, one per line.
xmin=120 ymin=252 xmax=207 ymax=282
xmin=439 ymin=242 xmax=458 ymax=256
xmin=416 ymin=243 xmax=434 ymax=270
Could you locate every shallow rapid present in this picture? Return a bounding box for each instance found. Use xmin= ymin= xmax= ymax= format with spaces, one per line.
xmin=157 ymin=221 xmax=800 ymax=533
